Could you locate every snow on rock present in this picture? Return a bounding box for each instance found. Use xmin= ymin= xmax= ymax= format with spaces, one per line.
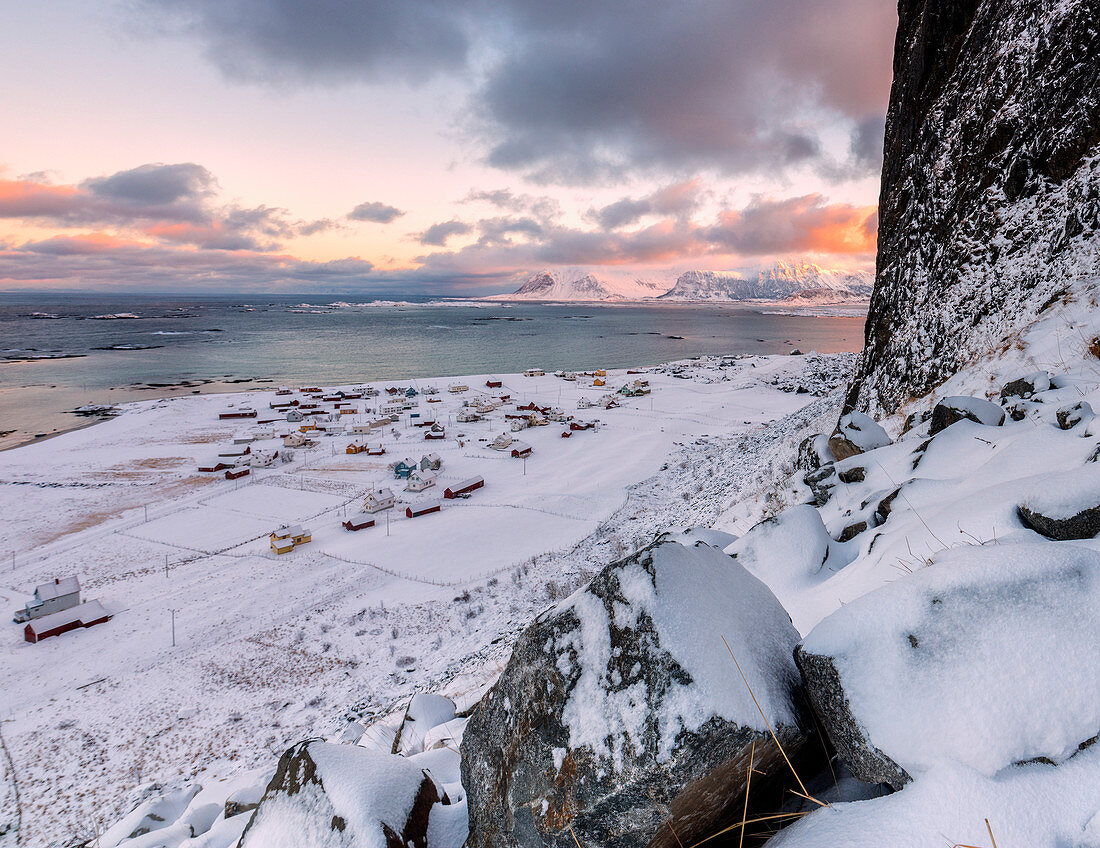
xmin=100 ymin=786 xmax=201 ymax=847
xmin=461 ymin=537 xmax=819 ymax=848
xmin=665 ymin=526 xmax=739 ymax=549
xmin=928 ymin=396 xmax=1006 ymax=435
xmin=1057 ymin=400 xmax=1096 ymax=433
xmin=1018 ymin=466 xmax=1100 ymax=540
xmin=828 ymin=412 xmax=891 ymax=461
xmin=395 ymin=694 xmax=457 ymax=756
xmin=239 ymin=741 xmax=452 ymax=848
xmin=1000 ymin=370 xmax=1052 ymax=401
xmin=797 ymin=542 xmax=1100 ymax=789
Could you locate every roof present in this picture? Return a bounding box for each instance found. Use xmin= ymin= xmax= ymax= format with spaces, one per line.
xmin=35 ymin=576 xmax=80 ymax=602
xmin=511 ymin=441 xmax=532 ymax=451
xmin=370 ymin=487 xmax=394 ymax=499
xmin=26 ymin=600 xmax=108 ymax=634
xmin=450 ymin=476 xmax=484 ymax=491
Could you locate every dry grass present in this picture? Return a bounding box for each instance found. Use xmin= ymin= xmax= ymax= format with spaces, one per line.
xmin=950 ymin=818 xmax=999 ymax=848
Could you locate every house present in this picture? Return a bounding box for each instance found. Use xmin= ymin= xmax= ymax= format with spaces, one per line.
xmin=420 ymin=453 xmax=442 ymax=471
xmin=509 ymin=419 xmax=529 ymax=432
xmin=406 ymin=470 xmax=437 ymax=492
xmin=448 ymin=383 xmax=469 ymax=393
xmin=594 ymin=370 xmax=607 ymax=377
xmin=250 ymin=450 xmax=279 ymax=468
xmin=405 ymin=387 xmax=418 ymax=398
xmin=393 ymin=460 xmax=415 ymax=479
xmin=24 ymin=600 xmax=111 ymax=643
xmin=365 ymin=443 xmax=386 ymax=456
xmin=198 ymin=459 xmax=232 ymax=473
xmin=593 ymin=378 xmax=606 ymax=387
xmin=299 ymin=386 xmax=322 ymax=393
xmin=511 ymin=442 xmax=533 ymax=458
xmin=283 ymin=432 xmax=312 ymax=448
xmin=219 ymin=408 xmax=257 ymax=420
xmin=225 ymin=467 xmax=250 ymax=480
xmin=218 ymin=445 xmax=251 ymax=458
xmin=13 ymin=576 xmax=81 ymax=623
xmin=270 ymin=524 xmax=311 ymax=554
xmin=425 ymin=424 xmax=446 ymax=440
xmin=444 ymin=476 xmax=484 ymax=499
xmin=524 ymin=368 xmax=545 ymax=377
xmin=485 ymin=379 xmax=503 ymax=389
xmin=562 ymin=372 xmax=578 ymax=381
xmin=561 ymin=430 xmax=572 ymax=438
xmin=233 ymin=432 xmax=256 ymax=445
xmin=286 ymin=409 xmax=304 ymax=422
xmin=364 ymin=488 xmax=396 ymax=512
xmin=570 ymin=420 xmax=595 ymax=431
xmin=413 ymin=418 xmax=436 ymax=428
xmin=299 ymin=421 xmax=317 ymax=432
xmin=489 ymin=433 xmax=513 ymax=450
xmin=422 ymin=386 xmax=439 ymax=395
xmin=385 ymin=386 xmax=401 ymax=395
xmin=269 ymin=399 xmax=298 ymax=410
xmin=406 ymin=500 xmax=442 ymax=519
xmin=346 ymin=441 xmax=368 ymax=455
xmin=275 ymin=386 xmax=292 ymax=395
xmin=342 ymin=512 xmax=376 ymax=532
xmin=577 ymin=397 xmax=594 ymax=409
xmin=379 ymin=400 xmax=406 ymax=418
xmin=517 ymin=402 xmax=550 ymax=414
xmin=456 ymin=410 xmax=482 ymax=423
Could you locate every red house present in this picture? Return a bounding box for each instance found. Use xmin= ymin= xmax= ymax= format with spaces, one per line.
xmin=444 ymin=476 xmax=485 ymax=499
xmin=219 ymin=408 xmax=257 ymax=419
xmin=486 ymin=379 xmax=503 ymax=389
xmin=225 ymin=467 xmax=250 ymax=480
xmin=24 ymin=600 xmax=112 ymax=643
xmin=342 ymin=513 xmax=376 ymax=531
xmin=406 ymin=500 xmax=442 ymax=518
xmin=511 ymin=442 xmax=533 ymax=458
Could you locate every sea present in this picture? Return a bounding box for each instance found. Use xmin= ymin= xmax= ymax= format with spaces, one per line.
xmin=0 ymin=293 xmax=866 ymax=448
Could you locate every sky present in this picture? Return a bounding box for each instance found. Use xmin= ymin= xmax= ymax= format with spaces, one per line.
xmin=0 ymin=1 xmax=897 ymax=294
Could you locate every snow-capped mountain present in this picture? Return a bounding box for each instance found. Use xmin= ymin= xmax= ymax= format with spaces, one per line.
xmin=489 ymin=271 xmax=666 ymax=302
xmin=658 ymin=260 xmax=873 ymax=302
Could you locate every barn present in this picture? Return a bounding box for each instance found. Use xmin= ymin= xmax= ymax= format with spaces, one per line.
xmin=406 ymin=500 xmax=442 ymax=518
xmin=198 ymin=459 xmax=232 ymax=473
xmin=444 ymin=476 xmax=485 ymax=499
xmin=511 ymin=442 xmax=533 ymax=458
xmin=485 ymin=379 xmax=502 ymax=388
xmin=342 ymin=513 xmax=376 ymax=531
xmin=219 ymin=408 xmax=257 ymax=420
xmin=24 ymin=600 xmax=112 ymax=643
xmin=225 ymin=467 xmax=250 ymax=480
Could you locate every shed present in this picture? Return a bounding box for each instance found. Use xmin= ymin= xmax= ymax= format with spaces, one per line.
xmin=342 ymin=513 xmax=376 ymax=532
xmin=486 ymin=379 xmax=503 ymax=389
xmin=225 ymin=467 xmax=250 ymax=480
xmin=511 ymin=442 xmax=533 ymax=458
xmin=444 ymin=476 xmax=484 ymax=499
xmin=406 ymin=500 xmax=442 ymax=518
xmin=220 ymin=408 xmax=257 ymax=420
xmin=198 ymin=459 xmax=232 ymax=473
xmin=365 ymin=443 xmax=386 ymax=456
xmin=24 ymin=600 xmax=111 ymax=643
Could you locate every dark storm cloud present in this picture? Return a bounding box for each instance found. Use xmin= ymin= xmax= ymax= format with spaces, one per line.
xmin=348 ymin=201 xmax=405 ymax=223
xmin=83 ymin=162 xmax=215 ymax=206
xmin=589 ymin=181 xmax=706 ymax=230
xmin=417 ymin=219 xmax=473 ymax=246
xmin=142 ymin=0 xmax=896 ymax=183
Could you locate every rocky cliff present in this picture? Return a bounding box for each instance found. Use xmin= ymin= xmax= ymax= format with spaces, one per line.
xmin=848 ymin=0 xmax=1100 ymax=415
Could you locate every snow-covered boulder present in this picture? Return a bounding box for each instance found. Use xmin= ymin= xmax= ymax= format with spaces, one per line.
xmin=1057 ymin=400 xmax=1095 ymax=432
xmin=796 ymin=543 xmax=1100 ymax=790
xmin=396 ymin=693 xmax=457 ymax=756
xmin=796 ymin=433 xmax=834 ymax=472
xmin=239 ymin=741 xmax=451 ymax=848
xmin=1000 ymin=370 xmax=1052 ymax=401
xmin=828 ymin=412 xmax=892 ymax=461
xmin=1019 ymin=466 xmax=1100 ymax=540
xmin=929 ymin=396 xmax=1005 ymax=435
xmin=461 ymin=538 xmax=817 ymax=848
xmin=100 ymin=786 xmax=201 ymax=847
xmin=666 ymin=526 xmax=739 ymax=548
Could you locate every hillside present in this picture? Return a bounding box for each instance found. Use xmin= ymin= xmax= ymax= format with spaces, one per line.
xmin=657 ymin=260 xmax=872 ymax=302
xmin=487 ymin=271 xmax=666 ymax=302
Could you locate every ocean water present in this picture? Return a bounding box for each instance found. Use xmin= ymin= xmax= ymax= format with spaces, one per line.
xmin=0 ymin=293 xmax=865 ymax=445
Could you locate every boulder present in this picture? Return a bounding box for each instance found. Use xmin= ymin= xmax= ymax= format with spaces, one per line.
xmin=1019 ymin=467 xmax=1100 ymax=540
xmin=395 ymin=693 xmax=458 ymax=756
xmin=835 ymin=521 xmax=868 ymax=543
xmin=899 ymin=408 xmax=931 ymax=435
xmin=803 ymin=463 xmax=837 ymax=506
xmin=239 ymin=741 xmax=447 ymax=848
xmin=929 ymin=396 xmax=1006 ymax=435
xmin=1056 ymin=401 xmax=1095 ymax=432
xmin=999 ymin=371 xmax=1051 ymax=401
xmin=828 ymin=413 xmax=892 ymax=461
xmin=796 ymin=434 xmax=833 ymax=472
xmin=837 ymin=465 xmax=865 ymax=484
xmin=797 ymin=544 xmax=1100 ymax=790
xmin=461 ymin=538 xmax=817 ymax=848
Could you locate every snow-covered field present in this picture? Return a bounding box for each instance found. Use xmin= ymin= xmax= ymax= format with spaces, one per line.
xmin=0 ymin=353 xmax=852 ymax=846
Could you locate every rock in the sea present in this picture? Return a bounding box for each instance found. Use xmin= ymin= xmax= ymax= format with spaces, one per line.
xmin=1001 ymin=371 xmax=1052 ymax=401
xmin=929 ymin=396 xmax=1006 ymax=435
xmin=461 ymin=538 xmax=816 ymax=848
xmin=240 ymin=740 xmax=446 ymax=848
xmin=797 ymin=543 xmax=1100 ymax=790
xmin=828 ymin=412 xmax=892 ymax=461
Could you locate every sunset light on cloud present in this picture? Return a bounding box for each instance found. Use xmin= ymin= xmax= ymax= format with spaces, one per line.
xmin=0 ymin=0 xmax=896 ymax=293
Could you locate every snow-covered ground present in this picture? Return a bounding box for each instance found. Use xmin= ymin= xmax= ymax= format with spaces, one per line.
xmin=0 ymin=353 xmax=852 ymax=846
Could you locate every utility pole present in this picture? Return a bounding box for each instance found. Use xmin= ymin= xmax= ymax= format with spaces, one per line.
xmin=165 ymin=555 xmax=169 ymax=578
xmin=144 ymin=504 xmax=148 ymax=522
xmin=523 ymin=456 xmax=527 ymax=476
xmin=170 ymin=609 xmax=177 ymax=647
xmin=386 ymin=509 xmax=390 ymax=536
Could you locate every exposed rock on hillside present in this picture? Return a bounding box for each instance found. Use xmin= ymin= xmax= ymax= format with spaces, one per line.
xmin=849 ymin=0 xmax=1100 ymax=415
xmin=461 ymin=538 xmax=818 ymax=848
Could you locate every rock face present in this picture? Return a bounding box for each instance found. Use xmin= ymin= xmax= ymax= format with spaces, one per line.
xmin=461 ymin=538 xmax=816 ymax=848
xmin=240 ymin=741 xmax=443 ymax=848
xmin=848 ymin=0 xmax=1100 ymax=416
xmin=928 ymin=396 xmax=1005 ymax=435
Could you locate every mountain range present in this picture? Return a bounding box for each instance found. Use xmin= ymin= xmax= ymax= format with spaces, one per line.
xmin=487 ymin=260 xmax=873 ymax=303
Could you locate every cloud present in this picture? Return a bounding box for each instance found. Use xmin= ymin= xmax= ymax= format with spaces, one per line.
xmin=348 ymin=201 xmax=405 ymax=223
xmin=705 ymin=194 xmax=878 ymax=256
xmin=0 ymin=165 xmax=330 ymax=251
xmin=144 ymin=0 xmax=896 ymax=184
xmin=417 ymin=219 xmax=473 ymax=246
xmin=589 ymin=180 xmax=706 ymax=229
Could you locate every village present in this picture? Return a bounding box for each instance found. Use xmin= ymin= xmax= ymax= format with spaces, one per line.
xmin=0 ymin=354 xmax=838 ymax=843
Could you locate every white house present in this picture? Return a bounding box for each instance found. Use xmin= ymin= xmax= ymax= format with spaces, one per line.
xmin=489 ymin=433 xmax=513 ymax=450
xmin=13 ymin=576 xmax=81 ymax=624
xmin=524 ymin=368 xmax=545 ymax=377
xmin=364 ymin=487 xmax=396 ymax=513
xmin=406 ymin=470 xmax=437 ymax=492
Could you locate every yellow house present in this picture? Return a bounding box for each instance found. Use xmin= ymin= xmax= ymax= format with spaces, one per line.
xmin=300 ymin=421 xmax=317 ymax=432
xmin=593 ymin=378 xmax=606 ymax=387
xmin=270 ymin=524 xmax=312 ymax=554
xmin=594 ymin=369 xmax=606 ymax=377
